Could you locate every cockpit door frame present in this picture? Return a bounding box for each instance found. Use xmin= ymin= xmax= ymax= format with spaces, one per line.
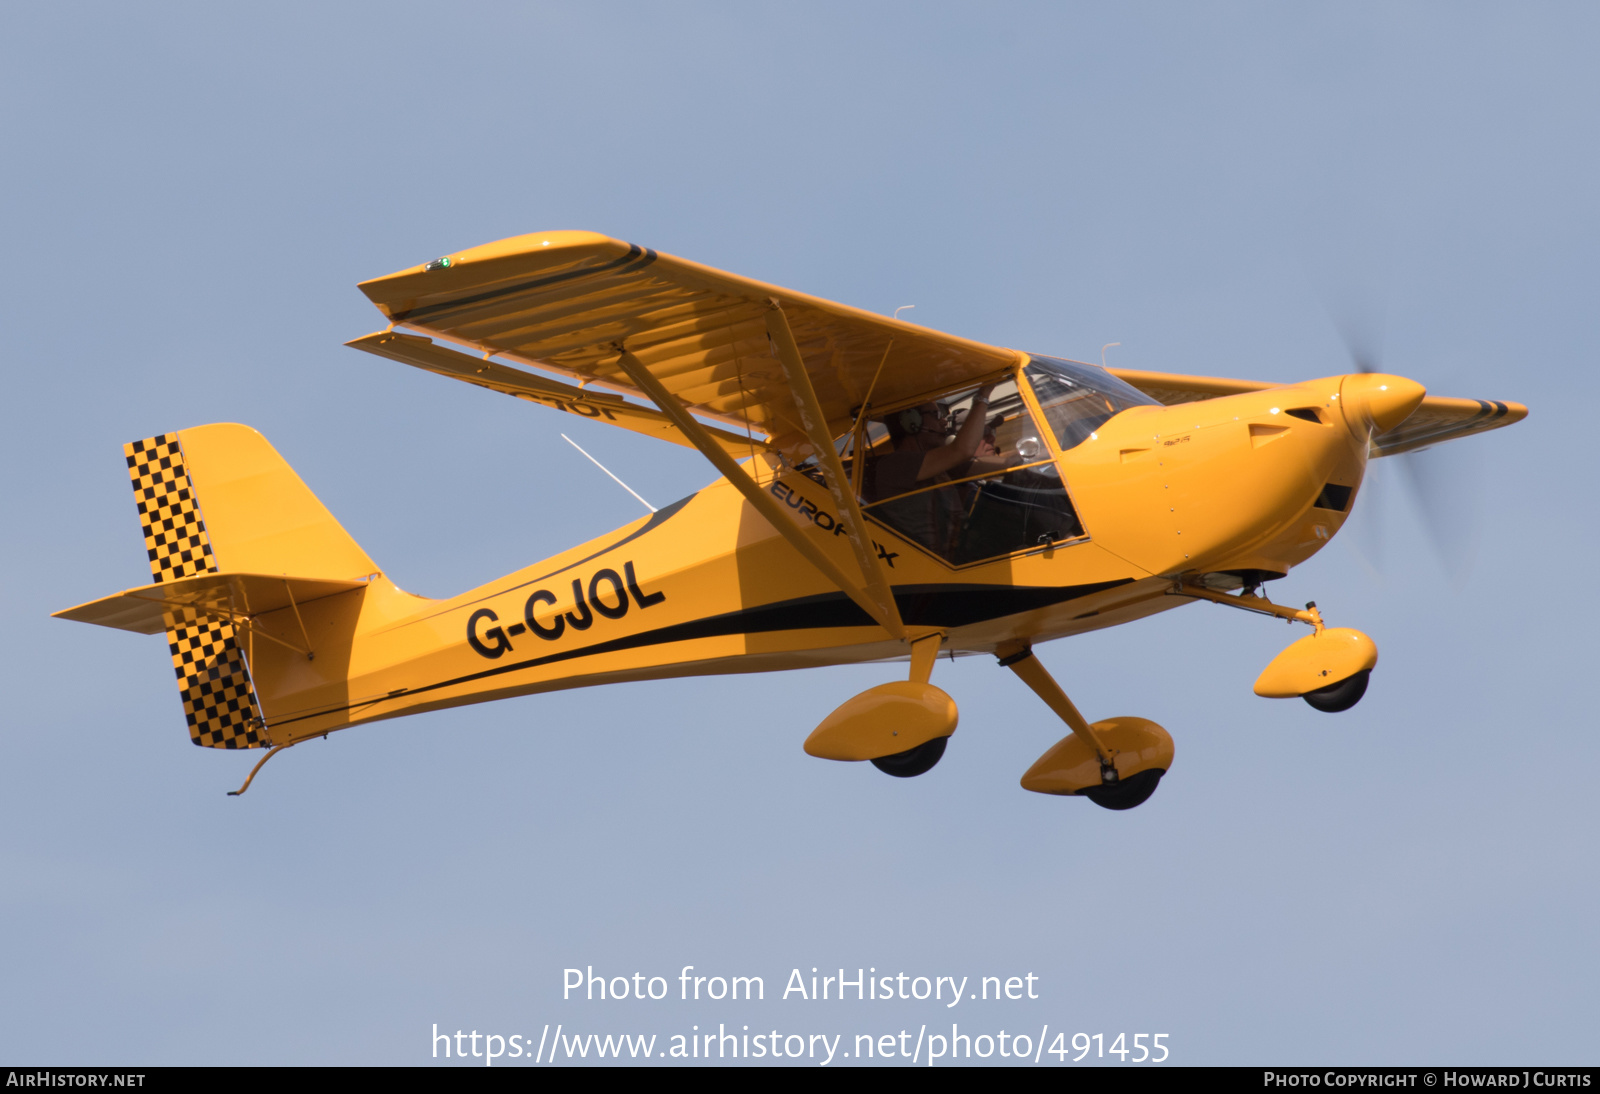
xmin=1014 ymin=356 xmax=1094 ymax=547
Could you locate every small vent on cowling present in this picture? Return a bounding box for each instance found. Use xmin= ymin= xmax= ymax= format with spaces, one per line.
xmin=1286 ymin=408 xmax=1323 ymax=423
xmin=1315 ymin=483 xmax=1353 ymax=512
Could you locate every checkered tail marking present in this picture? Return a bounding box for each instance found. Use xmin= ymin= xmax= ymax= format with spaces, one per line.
xmin=125 ymin=433 xmax=266 ymax=749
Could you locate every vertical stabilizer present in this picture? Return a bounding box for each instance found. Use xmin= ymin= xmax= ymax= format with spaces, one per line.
xmin=121 ymin=425 xmax=383 ymax=748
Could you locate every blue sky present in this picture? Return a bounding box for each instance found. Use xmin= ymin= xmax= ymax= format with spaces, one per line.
xmin=1 ymin=2 xmax=1593 ymax=1065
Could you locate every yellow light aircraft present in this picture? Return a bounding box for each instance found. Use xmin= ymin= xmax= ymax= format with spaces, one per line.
xmin=54 ymin=232 xmax=1527 ymax=808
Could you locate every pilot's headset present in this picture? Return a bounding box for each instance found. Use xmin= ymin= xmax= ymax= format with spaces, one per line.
xmin=897 ymin=404 xmax=949 ymax=437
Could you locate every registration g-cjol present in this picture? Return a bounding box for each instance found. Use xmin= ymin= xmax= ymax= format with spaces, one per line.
xmin=55 ymin=232 xmax=1527 ymax=808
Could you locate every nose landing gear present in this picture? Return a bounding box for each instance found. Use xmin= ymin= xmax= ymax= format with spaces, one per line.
xmin=1172 ymin=583 xmax=1378 ymax=713
xmin=1300 ymin=667 xmax=1370 ymax=713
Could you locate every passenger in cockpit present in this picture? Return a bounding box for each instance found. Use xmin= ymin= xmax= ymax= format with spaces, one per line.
xmin=864 ymin=384 xmax=1019 ymax=553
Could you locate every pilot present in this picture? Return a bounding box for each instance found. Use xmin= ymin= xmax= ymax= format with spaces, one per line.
xmin=865 ymin=385 xmax=1018 ymax=552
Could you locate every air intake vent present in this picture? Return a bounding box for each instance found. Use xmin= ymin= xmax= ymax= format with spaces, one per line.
xmin=1286 ymin=408 xmax=1323 ymax=423
xmin=1315 ymin=483 xmax=1353 ymax=512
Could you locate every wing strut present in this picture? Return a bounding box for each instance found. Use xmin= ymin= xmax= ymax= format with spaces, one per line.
xmin=612 ymin=349 xmax=904 ymax=638
xmin=763 ymin=303 xmax=910 ymax=638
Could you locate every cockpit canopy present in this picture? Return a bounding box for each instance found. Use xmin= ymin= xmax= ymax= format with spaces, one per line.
xmin=846 ymin=356 xmax=1154 ymax=567
xmin=1023 ymin=354 xmax=1162 ymax=453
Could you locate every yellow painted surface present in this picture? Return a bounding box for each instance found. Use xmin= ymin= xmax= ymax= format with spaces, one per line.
xmin=1254 ymin=628 xmax=1379 ymax=698
xmin=54 ymin=230 xmax=1532 ymax=775
xmin=52 ymin=573 xmax=366 ymax=635
xmin=1019 ymin=717 xmax=1175 ymax=795
xmin=1060 ymin=379 xmax=1365 ymax=578
xmin=178 ymin=424 xmax=377 ymax=580
xmin=1110 ymin=366 xmax=1525 ymax=456
xmin=804 ymin=681 xmax=958 ymax=761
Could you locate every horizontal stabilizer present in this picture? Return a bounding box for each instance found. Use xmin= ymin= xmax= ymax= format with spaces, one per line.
xmin=57 ymin=425 xmax=384 ymax=750
xmin=54 ymin=573 xmax=368 ymax=635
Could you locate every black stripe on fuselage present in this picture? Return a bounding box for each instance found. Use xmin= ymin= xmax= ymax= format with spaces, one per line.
xmin=391 ymin=245 xmax=659 ymax=324
xmin=273 ymin=578 xmax=1132 ymax=727
xmin=424 ymin=494 xmax=695 ymax=623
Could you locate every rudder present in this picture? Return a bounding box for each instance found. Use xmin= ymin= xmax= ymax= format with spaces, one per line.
xmin=123 ymin=426 xmax=380 ymax=749
xmin=125 ymin=433 xmax=264 ymax=749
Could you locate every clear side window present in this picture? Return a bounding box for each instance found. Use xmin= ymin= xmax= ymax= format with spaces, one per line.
xmin=847 ymin=375 xmax=1084 ymax=565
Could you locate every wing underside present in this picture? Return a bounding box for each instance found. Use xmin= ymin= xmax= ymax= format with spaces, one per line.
xmin=351 ymin=231 xmax=1019 ymax=461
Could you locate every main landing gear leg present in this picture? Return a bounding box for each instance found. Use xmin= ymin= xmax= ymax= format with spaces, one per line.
xmin=1000 ymin=644 xmax=1173 ymax=810
xmin=999 ymin=647 xmax=1118 ymax=776
xmin=805 ymin=629 xmax=957 ymax=778
xmin=869 ymin=631 xmax=950 ymax=778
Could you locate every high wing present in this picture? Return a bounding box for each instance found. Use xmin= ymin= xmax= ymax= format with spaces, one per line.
xmin=346 ymin=232 xmax=1526 ymax=636
xmin=1108 ymin=367 xmax=1527 ymax=457
xmin=349 ymin=230 xmax=1018 ymax=461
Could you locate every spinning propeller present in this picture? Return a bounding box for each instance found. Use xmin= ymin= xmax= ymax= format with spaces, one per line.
xmin=1329 ymin=311 xmax=1484 ymax=587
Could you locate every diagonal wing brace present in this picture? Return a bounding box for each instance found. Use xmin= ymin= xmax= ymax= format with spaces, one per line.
xmin=612 ymin=348 xmax=903 ymax=638
xmin=762 ymin=303 xmax=912 ymax=640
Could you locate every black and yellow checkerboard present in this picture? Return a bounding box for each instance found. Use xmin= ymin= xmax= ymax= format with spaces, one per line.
xmin=125 ymin=434 xmax=266 ymax=749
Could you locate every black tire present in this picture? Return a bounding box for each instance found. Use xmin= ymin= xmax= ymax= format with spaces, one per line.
xmin=1079 ymin=768 xmax=1164 ymax=811
xmin=870 ymin=736 xmax=948 ymax=778
xmin=1302 ymin=668 xmax=1370 ymax=713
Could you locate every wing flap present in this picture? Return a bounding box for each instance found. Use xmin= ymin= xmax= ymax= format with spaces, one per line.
xmin=53 ymin=573 xmax=368 ymax=635
xmin=346 ymin=331 xmax=767 ymax=458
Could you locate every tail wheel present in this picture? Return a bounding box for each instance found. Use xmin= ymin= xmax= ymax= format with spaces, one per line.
xmin=870 ymin=736 xmax=948 ymax=778
xmin=1302 ymin=668 xmax=1370 ymax=713
xmin=1079 ymin=768 xmax=1165 ymax=811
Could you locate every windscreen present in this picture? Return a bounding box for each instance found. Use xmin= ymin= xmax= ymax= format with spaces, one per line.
xmin=1024 ymin=354 xmax=1161 ymax=453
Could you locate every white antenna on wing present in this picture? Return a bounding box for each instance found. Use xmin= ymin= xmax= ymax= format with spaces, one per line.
xmin=560 ymin=434 xmax=657 ymax=513
xmin=893 ymin=305 xmax=916 ymax=322
xmin=1100 ymin=342 xmax=1121 ymax=368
